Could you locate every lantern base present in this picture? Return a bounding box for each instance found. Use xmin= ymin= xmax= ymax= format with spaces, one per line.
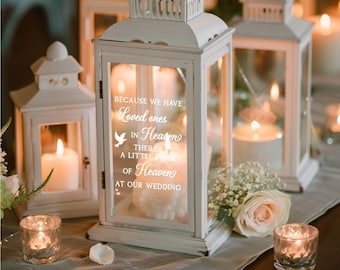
xmin=14 ymin=200 xmax=98 ymax=219
xmin=87 ymin=221 xmax=232 ymax=256
xmin=281 ymin=158 xmax=319 ymax=192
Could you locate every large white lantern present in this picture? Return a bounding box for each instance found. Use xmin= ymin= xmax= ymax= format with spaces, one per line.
xmin=232 ymin=0 xmax=319 ymax=191
xmin=88 ymin=0 xmax=234 ymax=255
xmin=10 ymin=41 xmax=98 ymax=218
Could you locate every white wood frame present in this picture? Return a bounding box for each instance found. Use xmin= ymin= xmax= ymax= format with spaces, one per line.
xmin=79 ymin=0 xmax=129 ymax=91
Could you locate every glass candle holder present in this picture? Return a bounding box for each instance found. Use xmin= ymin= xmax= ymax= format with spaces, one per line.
xmin=274 ymin=223 xmax=319 ymax=270
xmin=20 ymin=215 xmax=61 ymax=264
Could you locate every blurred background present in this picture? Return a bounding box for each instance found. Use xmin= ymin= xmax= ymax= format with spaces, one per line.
xmin=1 ymin=0 xmax=339 ymax=173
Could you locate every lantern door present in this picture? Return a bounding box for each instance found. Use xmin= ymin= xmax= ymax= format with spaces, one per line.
xmin=18 ymin=107 xmax=98 ymax=217
xmin=97 ymin=48 xmax=194 ymax=232
xmin=233 ymin=37 xmax=318 ymax=191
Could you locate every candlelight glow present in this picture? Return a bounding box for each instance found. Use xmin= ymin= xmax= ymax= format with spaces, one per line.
xmin=56 ymin=139 xmax=64 ymax=155
xmin=320 ymin=14 xmax=331 ymax=30
xmin=270 ymin=82 xmax=280 ymax=102
xmin=292 ymin=3 xmax=303 ymax=18
xmin=251 ymin=121 xmax=260 ymax=131
xmin=182 ymin=114 xmax=187 ymax=127
xmin=117 ymin=80 xmax=126 ymax=94
xmin=263 ymin=101 xmax=271 ymax=113
xmin=165 ymin=133 xmax=171 ymax=152
xmin=337 ymin=114 xmax=340 ymax=125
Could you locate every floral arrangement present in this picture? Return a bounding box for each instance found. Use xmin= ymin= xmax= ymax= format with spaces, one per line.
xmin=208 ymin=161 xmax=291 ymax=237
xmin=1 ymin=118 xmax=53 ymax=219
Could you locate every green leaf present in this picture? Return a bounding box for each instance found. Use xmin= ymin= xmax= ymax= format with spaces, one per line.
xmin=217 ymin=207 xmax=235 ymax=229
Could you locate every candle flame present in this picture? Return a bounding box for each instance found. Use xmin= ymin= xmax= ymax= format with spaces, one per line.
xmin=292 ymin=3 xmax=303 ymax=18
xmin=117 ymin=80 xmax=126 ymax=94
xmin=320 ymin=14 xmax=331 ymax=29
xmin=56 ymin=138 xmax=64 ymax=156
xmin=217 ymin=58 xmax=223 ymax=70
xmin=270 ymin=82 xmax=280 ymax=101
xmin=251 ymin=121 xmax=260 ymax=131
xmin=337 ymin=114 xmax=340 ymax=125
xmin=182 ymin=114 xmax=187 ymax=127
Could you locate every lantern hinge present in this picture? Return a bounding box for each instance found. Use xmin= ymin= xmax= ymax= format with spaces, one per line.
xmin=99 ymin=80 xmax=103 ymax=99
xmin=101 ymin=171 xmax=105 ymax=189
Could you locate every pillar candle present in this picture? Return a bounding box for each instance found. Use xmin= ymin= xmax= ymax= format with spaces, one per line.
xmin=309 ymin=14 xmax=340 ymax=77
xmin=41 ymin=139 xmax=79 ymax=191
xmin=233 ymin=121 xmax=283 ymax=169
xmin=325 ymin=103 xmax=340 ymax=132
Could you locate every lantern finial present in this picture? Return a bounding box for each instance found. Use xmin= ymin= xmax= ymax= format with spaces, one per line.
xmin=46 ymin=41 xmax=68 ymax=61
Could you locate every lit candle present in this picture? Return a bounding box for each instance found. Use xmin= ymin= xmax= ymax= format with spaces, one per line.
xmin=20 ymin=215 xmax=61 ymax=264
xmin=274 ymin=223 xmax=319 ymax=270
xmin=233 ymin=121 xmax=283 ymax=169
xmin=292 ymin=2 xmax=304 ymax=18
xmin=309 ymin=14 xmax=340 ymax=77
xmin=132 ymin=139 xmax=188 ymax=222
xmin=269 ymin=81 xmax=285 ymax=118
xmin=30 ymin=231 xmax=51 ymax=250
xmin=325 ymin=103 xmax=340 ymax=133
xmin=41 ymin=138 xmax=79 ymax=191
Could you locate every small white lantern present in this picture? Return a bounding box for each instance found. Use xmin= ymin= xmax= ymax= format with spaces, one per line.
xmin=10 ymin=41 xmax=98 ymax=218
xmin=88 ymin=0 xmax=234 ymax=255
xmin=232 ymin=0 xmax=319 ymax=191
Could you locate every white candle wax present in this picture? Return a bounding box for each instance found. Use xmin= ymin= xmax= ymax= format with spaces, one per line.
xmin=325 ymin=103 xmax=340 ymax=132
xmin=310 ymin=14 xmax=340 ymax=77
xmin=233 ymin=121 xmax=283 ymax=169
xmin=41 ymin=139 xmax=79 ymax=191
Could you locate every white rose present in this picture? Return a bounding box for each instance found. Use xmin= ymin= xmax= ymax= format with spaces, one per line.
xmin=4 ymin=174 xmax=20 ymax=195
xmin=233 ymin=190 xmax=291 ymax=237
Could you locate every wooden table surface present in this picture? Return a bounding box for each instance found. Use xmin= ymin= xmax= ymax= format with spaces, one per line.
xmin=245 ymin=203 xmax=340 ymax=270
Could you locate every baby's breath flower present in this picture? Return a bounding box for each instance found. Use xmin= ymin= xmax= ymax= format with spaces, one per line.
xmin=208 ymin=161 xmax=285 ymax=229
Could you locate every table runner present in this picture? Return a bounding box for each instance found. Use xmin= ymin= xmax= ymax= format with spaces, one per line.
xmin=1 ymin=168 xmax=339 ymax=270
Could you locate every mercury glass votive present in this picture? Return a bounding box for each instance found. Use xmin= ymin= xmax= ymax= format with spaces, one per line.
xmin=274 ymin=223 xmax=319 ymax=270
xmin=20 ymin=215 xmax=61 ymax=264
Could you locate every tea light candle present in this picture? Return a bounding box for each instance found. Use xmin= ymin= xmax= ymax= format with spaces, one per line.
xmin=233 ymin=121 xmax=283 ymax=169
xmin=325 ymin=103 xmax=340 ymax=133
xmin=274 ymin=223 xmax=319 ymax=270
xmin=41 ymin=138 xmax=79 ymax=191
xmin=20 ymin=215 xmax=61 ymax=264
xmin=309 ymin=14 xmax=340 ymax=77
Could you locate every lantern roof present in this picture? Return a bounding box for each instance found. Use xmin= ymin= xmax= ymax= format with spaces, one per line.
xmin=234 ymin=0 xmax=312 ymax=41
xmin=99 ymin=0 xmax=228 ymax=48
xmin=10 ymin=42 xmax=94 ymax=112
xmin=31 ymin=41 xmax=82 ymax=75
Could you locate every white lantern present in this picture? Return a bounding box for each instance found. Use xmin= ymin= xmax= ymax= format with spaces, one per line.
xmin=232 ymin=0 xmax=319 ymax=191
xmin=79 ymin=0 xmax=129 ymax=90
xmin=10 ymin=41 xmax=98 ymax=218
xmin=87 ymin=0 xmax=234 ymax=255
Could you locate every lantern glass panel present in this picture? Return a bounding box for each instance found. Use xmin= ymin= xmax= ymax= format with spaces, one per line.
xmin=300 ymin=44 xmax=309 ymax=161
xmin=233 ymin=48 xmax=285 ymax=169
xmin=206 ymin=57 xmax=226 ymax=169
xmin=110 ymin=62 xmax=188 ymax=225
xmin=40 ymin=122 xmax=82 ymax=192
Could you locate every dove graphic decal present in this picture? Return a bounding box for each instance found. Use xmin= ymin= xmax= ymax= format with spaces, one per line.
xmin=114 ymin=132 xmax=127 ymax=147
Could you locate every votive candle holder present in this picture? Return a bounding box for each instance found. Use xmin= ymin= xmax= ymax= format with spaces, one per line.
xmin=274 ymin=223 xmax=319 ymax=270
xmin=20 ymin=214 xmax=61 ymax=264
